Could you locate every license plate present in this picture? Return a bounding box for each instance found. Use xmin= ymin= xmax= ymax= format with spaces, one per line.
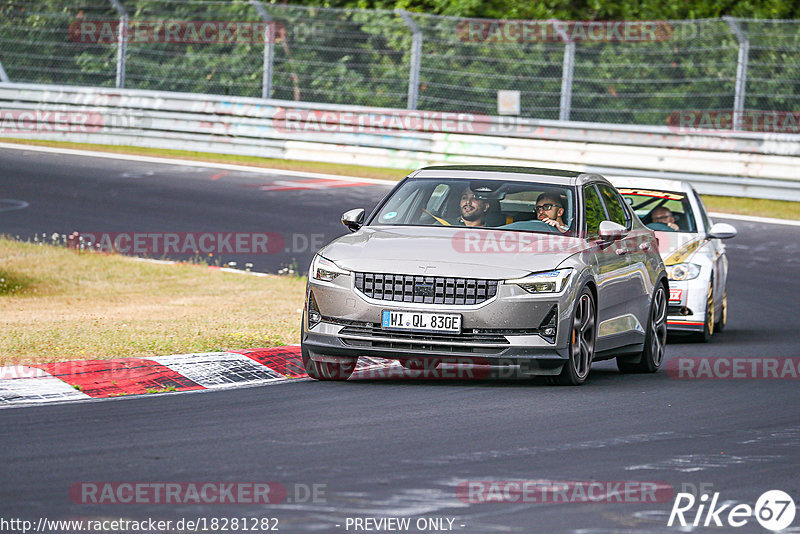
xmin=381 ymin=310 xmax=461 ymax=333
xmin=669 ymin=288 xmax=683 ymax=302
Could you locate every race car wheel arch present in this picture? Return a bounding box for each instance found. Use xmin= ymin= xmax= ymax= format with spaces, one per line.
xmin=617 ymin=278 xmax=668 ymax=374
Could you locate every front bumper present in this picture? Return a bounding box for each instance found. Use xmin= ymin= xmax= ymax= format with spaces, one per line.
xmin=666 ymin=278 xmax=708 ymax=332
xmin=302 ymin=272 xmax=579 ymax=373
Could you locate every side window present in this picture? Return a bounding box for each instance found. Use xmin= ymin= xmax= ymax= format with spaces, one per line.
xmin=597 ymin=184 xmax=628 ymax=227
xmin=583 ymin=185 xmax=605 ymax=236
xmin=693 ymin=189 xmax=712 ymax=232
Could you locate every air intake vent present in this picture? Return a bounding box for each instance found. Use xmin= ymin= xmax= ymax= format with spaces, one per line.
xmin=354 ymin=273 xmax=498 ymax=305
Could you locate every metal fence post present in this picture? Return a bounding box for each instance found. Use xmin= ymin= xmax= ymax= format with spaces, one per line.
xmin=108 ymin=0 xmax=127 ymax=88
xmin=250 ymin=0 xmax=274 ymax=99
xmin=725 ymin=17 xmax=749 ymax=131
xmin=396 ymin=9 xmax=421 ymax=110
xmin=0 ymin=59 xmax=9 ymax=82
xmin=559 ymin=41 xmax=575 ymax=121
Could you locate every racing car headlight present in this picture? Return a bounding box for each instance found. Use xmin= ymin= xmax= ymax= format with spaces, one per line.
xmin=311 ymin=254 xmax=350 ymax=282
xmin=506 ymin=268 xmax=573 ymax=294
xmin=667 ymin=262 xmax=701 ymax=281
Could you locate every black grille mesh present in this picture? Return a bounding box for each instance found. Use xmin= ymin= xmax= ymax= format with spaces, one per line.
xmin=354 ymin=273 xmax=498 ymax=305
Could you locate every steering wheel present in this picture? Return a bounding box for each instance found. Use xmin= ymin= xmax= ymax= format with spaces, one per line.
xmin=646 ymin=222 xmax=676 ymax=232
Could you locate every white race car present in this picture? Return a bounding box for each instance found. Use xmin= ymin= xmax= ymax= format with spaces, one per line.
xmin=610 ymin=177 xmax=737 ymax=341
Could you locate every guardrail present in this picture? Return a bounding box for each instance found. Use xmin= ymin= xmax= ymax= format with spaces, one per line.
xmin=1 ymin=82 xmax=799 ymax=201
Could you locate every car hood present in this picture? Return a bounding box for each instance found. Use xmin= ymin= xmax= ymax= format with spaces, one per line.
xmin=320 ymin=226 xmax=589 ymax=279
xmin=653 ymin=231 xmax=707 ymax=264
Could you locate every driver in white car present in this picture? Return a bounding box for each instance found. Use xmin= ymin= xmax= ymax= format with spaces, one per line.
xmin=651 ymin=206 xmax=680 ymax=231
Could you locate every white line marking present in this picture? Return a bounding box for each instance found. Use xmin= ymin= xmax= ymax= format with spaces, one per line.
xmin=0 ymin=199 xmax=29 ymax=213
xmin=133 ymin=258 xmax=273 ymax=277
xmin=710 ymin=211 xmax=800 ymax=227
xmin=0 ymin=142 xmax=400 ymax=185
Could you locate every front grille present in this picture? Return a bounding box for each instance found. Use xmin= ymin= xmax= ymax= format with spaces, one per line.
xmin=354 ymin=272 xmax=498 ymax=305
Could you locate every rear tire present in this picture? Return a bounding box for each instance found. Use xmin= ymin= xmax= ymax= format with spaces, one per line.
xmin=551 ymin=287 xmax=595 ymax=386
xmin=617 ymin=284 xmax=667 ymax=374
xmin=301 ymin=344 xmax=356 ymax=381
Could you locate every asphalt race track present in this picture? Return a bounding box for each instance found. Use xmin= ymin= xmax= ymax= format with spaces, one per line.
xmin=2 ymin=146 xmax=800 ymax=534
xmin=0 ymin=145 xmax=388 ymax=273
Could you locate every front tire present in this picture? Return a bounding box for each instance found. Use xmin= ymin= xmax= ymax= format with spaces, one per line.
xmin=618 ymin=283 xmax=667 ymax=374
xmin=301 ymin=344 xmax=356 ymax=381
xmin=552 ymin=287 xmax=596 ymax=386
xmin=714 ymin=288 xmax=727 ymax=333
xmin=693 ymin=282 xmax=714 ymax=343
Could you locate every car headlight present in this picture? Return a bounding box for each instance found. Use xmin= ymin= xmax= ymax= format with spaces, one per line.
xmin=311 ymin=254 xmax=350 ymax=282
xmin=667 ymin=263 xmax=701 ymax=281
xmin=506 ymin=268 xmax=573 ymax=294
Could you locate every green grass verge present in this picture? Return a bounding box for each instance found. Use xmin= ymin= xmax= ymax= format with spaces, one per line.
xmin=2 ymin=137 xmax=798 ymax=220
xmin=0 ymin=237 xmax=305 ymax=366
xmin=700 ymin=195 xmax=800 ymax=220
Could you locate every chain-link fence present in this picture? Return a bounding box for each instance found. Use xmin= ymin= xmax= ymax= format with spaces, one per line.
xmin=1 ymin=0 xmax=798 ymax=129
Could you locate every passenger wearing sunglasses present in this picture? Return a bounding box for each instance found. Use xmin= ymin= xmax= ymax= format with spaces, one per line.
xmin=535 ymin=193 xmax=569 ymax=233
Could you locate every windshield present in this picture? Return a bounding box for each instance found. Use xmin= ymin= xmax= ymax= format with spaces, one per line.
xmin=617 ymin=187 xmax=697 ymax=233
xmin=371 ymin=178 xmax=577 ymax=236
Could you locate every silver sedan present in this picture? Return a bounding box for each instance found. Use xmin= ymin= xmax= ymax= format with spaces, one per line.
xmin=302 ymin=166 xmax=669 ymax=385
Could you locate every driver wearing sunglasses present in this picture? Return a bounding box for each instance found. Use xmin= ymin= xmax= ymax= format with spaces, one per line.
xmin=536 ymin=193 xmax=569 ymax=233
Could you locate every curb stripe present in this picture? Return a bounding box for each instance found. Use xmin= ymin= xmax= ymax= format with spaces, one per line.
xmin=36 ymin=358 xmax=205 ymax=398
xmin=152 ymin=352 xmax=286 ymax=388
xmin=0 ymin=366 xmax=91 ymax=404
xmin=0 ymin=347 xmax=398 ymax=408
xmin=231 ymin=346 xmax=308 ymax=378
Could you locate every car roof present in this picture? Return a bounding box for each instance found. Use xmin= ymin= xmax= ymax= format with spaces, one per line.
xmin=409 ymin=165 xmax=609 ymax=187
xmin=607 ymin=176 xmax=691 ymax=193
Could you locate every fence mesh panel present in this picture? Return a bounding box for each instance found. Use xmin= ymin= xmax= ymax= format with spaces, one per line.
xmin=740 ymin=20 xmax=800 ymax=113
xmin=0 ymin=0 xmax=118 ymax=87
xmin=411 ymin=14 xmax=565 ymax=118
xmin=0 ymin=0 xmax=798 ymax=129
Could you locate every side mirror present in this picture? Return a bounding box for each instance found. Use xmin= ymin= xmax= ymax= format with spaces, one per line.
xmin=341 ymin=208 xmax=365 ymax=232
xmin=598 ymin=220 xmax=627 ymax=240
xmin=707 ymin=222 xmax=737 ymax=239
